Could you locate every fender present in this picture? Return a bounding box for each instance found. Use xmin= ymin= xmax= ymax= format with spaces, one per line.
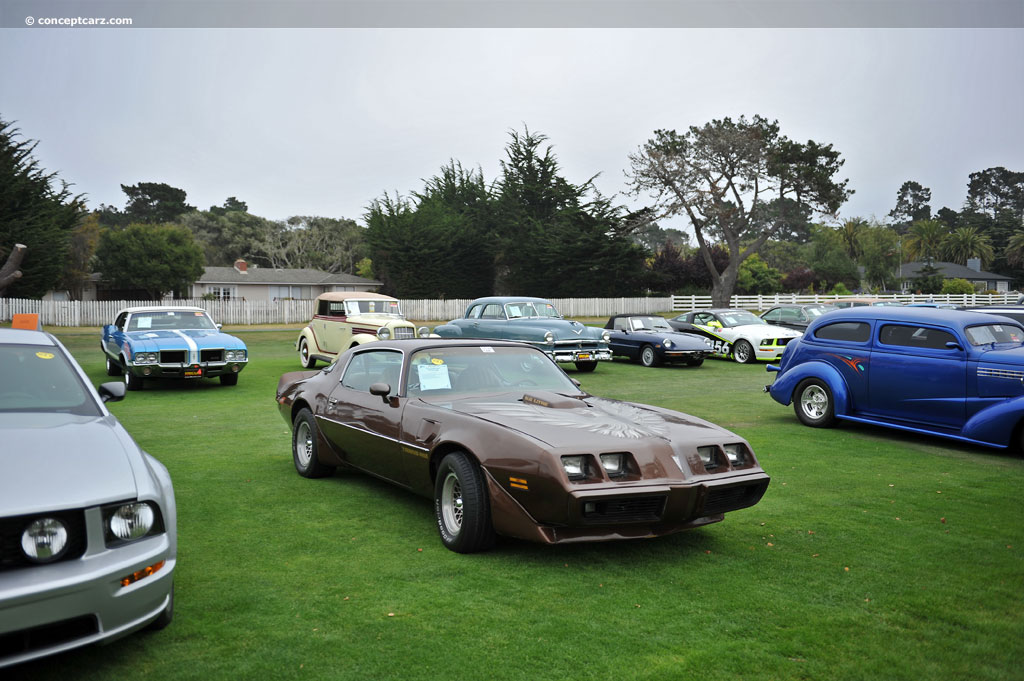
xmin=768 ymin=359 xmax=852 ymax=416
xmin=432 ymin=323 xmax=463 ymax=337
xmin=350 ymin=333 xmax=378 ymax=346
xmin=296 ymin=327 xmax=318 ymax=352
xmin=961 ymin=396 xmax=1024 ymax=447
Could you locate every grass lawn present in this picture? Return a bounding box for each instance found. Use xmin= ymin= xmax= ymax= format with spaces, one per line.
xmin=13 ymin=328 xmax=1024 ymax=680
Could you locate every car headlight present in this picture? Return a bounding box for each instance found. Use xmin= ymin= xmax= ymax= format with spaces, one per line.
xmin=418 ymin=326 xmax=431 ymax=338
xmin=104 ymin=502 xmax=160 ymax=545
xmin=599 ymin=453 xmax=627 ymax=477
xmin=723 ymin=443 xmax=748 ymax=466
xmin=544 ymin=331 xmax=555 ymax=344
xmin=228 ymin=350 xmax=247 ymax=361
xmin=21 ymin=518 xmax=69 ymax=562
xmin=662 ymin=338 xmax=673 ymax=348
xmin=561 ymin=455 xmax=587 ymax=480
xmin=601 ymin=330 xmax=611 ymax=343
xmin=760 ymin=339 xmax=773 ymax=346
xmin=697 ymin=446 xmax=720 ymax=471
xmin=377 ymin=327 xmax=391 ymax=340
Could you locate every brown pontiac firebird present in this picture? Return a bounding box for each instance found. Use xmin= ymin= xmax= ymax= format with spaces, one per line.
xmin=276 ymin=339 xmax=770 ymax=553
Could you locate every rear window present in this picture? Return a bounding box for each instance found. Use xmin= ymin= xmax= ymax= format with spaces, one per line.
xmin=814 ymin=322 xmax=870 ymax=343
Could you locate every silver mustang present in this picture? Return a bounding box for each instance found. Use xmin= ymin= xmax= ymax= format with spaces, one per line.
xmin=0 ymin=328 xmax=176 ymax=668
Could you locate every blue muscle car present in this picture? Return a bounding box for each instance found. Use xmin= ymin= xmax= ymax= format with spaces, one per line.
xmin=101 ymin=306 xmax=248 ymax=389
xmin=604 ymin=314 xmax=711 ymax=367
xmin=765 ymin=307 xmax=1024 ymax=450
xmin=433 ymin=297 xmax=611 ymax=371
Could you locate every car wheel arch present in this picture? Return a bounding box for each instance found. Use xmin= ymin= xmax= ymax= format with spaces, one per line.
xmin=428 ymin=441 xmax=484 ymax=483
xmin=778 ymin=361 xmax=851 ymax=415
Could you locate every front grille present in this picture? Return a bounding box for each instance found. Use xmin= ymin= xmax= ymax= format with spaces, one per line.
xmin=0 ymin=510 xmax=87 ymax=572
xmin=393 ymin=327 xmax=415 ymax=339
xmin=160 ymin=350 xmax=186 ymax=364
xmin=552 ymin=340 xmax=602 ymax=350
xmin=581 ymin=496 xmax=665 ymax=524
xmin=0 ymin=615 xmax=98 ymax=659
xmin=703 ymin=483 xmax=766 ymax=515
xmin=200 ymin=349 xmax=223 ymax=363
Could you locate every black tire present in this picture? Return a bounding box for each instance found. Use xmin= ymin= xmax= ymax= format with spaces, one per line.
xmin=298 ymin=337 xmax=316 ymax=369
xmin=574 ymin=360 xmax=598 ymax=372
xmin=292 ymin=408 xmax=335 ymax=478
xmin=640 ymin=345 xmax=660 ymax=367
xmin=219 ymin=373 xmax=238 ymax=386
xmin=686 ymin=357 xmax=704 ymax=367
xmin=105 ymin=356 xmax=121 ymax=376
xmin=147 ymin=583 xmax=174 ymax=631
xmin=794 ymin=378 xmax=836 ymax=428
xmin=733 ymin=339 xmax=755 ymax=364
xmin=434 ymin=452 xmax=495 ymax=553
xmin=123 ymin=360 xmax=144 ymax=391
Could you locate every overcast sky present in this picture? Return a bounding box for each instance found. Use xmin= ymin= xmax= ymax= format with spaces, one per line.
xmin=1 ymin=27 xmax=1021 ymax=236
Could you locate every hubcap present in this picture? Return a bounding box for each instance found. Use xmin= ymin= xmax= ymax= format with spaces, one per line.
xmin=441 ymin=472 xmax=463 ymax=535
xmin=801 ymin=385 xmax=828 ymax=419
xmin=295 ymin=421 xmax=312 ymax=466
xmin=300 ymin=341 xmax=308 ymax=362
xmin=642 ymin=348 xmax=654 ymax=365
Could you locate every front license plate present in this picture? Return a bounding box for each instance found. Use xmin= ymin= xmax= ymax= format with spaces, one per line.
xmin=184 ymin=369 xmax=203 ymax=378
xmin=577 ymin=353 xmax=591 ymax=360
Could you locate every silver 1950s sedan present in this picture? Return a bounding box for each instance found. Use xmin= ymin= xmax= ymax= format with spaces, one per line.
xmin=0 ymin=328 xmax=176 ymax=669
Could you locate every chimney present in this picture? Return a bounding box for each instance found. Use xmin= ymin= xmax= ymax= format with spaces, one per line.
xmin=966 ymin=257 xmax=981 ymax=272
xmin=234 ymin=259 xmax=248 ymax=274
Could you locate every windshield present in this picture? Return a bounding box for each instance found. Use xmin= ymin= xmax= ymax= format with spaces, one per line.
xmin=964 ymin=324 xmax=1024 ymax=346
xmin=630 ymin=316 xmax=673 ymax=331
xmin=0 ymin=344 xmax=101 ymax=415
xmin=408 ymin=346 xmax=581 ymax=397
xmin=719 ymin=311 xmax=765 ymax=327
xmin=504 ymin=302 xmax=560 ymax=319
xmin=345 ymin=299 xmax=403 ymax=317
xmin=128 ymin=310 xmax=217 ymax=331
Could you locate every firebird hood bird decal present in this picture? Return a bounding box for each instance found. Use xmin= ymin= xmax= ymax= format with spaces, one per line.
xmin=459 ymin=395 xmax=670 ymax=440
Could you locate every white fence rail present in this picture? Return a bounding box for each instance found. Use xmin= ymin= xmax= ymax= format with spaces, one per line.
xmin=0 ymin=294 xmax=1019 ymax=327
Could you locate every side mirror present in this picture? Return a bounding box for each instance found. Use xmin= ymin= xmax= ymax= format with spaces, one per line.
xmin=369 ymin=382 xmax=392 ymax=403
xmin=216 ymin=323 xmax=223 ymax=329
xmin=570 ymin=378 xmax=582 ymax=388
xmin=98 ymin=381 xmax=126 ymax=403
xmin=945 ymin=341 xmax=963 ymax=351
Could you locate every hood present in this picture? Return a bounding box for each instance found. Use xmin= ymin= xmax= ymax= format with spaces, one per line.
xmin=976 ymin=344 xmax=1024 ymax=366
xmin=0 ymin=413 xmax=139 ymax=516
xmin=732 ymin=324 xmax=801 ymax=339
xmin=126 ymin=328 xmax=245 ymax=350
xmin=442 ymin=391 xmax=717 ymax=448
xmin=502 ymin=319 xmax=604 ymax=342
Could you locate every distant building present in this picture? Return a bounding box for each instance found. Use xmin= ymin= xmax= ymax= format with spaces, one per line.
xmin=899 ymin=260 xmax=1012 ymax=293
xmin=192 ymin=260 xmax=381 ymax=300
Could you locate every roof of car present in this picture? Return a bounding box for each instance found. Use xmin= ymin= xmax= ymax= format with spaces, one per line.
xmin=0 ymin=328 xmax=57 ymax=346
xmin=606 ymin=313 xmax=667 ymax=320
xmin=314 ymin=291 xmax=398 ymax=303
xmin=117 ymin=306 xmax=208 ymax=315
xmin=352 ymin=338 xmax=536 ymax=353
xmin=764 ymin=303 xmax=835 ymax=309
xmin=811 ymin=306 xmax=1019 ymax=329
xmin=468 ymin=296 xmax=555 ymax=305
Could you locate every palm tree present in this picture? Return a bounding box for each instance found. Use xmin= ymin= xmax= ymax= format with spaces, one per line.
xmin=903 ymin=219 xmax=946 ymax=263
xmin=838 ymin=218 xmax=866 ymax=260
xmin=943 ymin=226 xmax=995 ymax=266
xmin=1006 ymin=230 xmax=1024 ymax=266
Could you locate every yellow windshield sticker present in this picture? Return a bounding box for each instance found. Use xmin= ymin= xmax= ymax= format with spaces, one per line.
xmin=431 ymin=358 xmax=445 ymax=365
xmin=35 ymin=352 xmax=55 ymax=360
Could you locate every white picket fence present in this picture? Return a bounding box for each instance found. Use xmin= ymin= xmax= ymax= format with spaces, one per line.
xmin=0 ymin=293 xmax=1019 ymax=327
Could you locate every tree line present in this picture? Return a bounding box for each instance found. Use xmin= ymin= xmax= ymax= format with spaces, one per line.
xmin=2 ymin=115 xmax=1022 ymax=302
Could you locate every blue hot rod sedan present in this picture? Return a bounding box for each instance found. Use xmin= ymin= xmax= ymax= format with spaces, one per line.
xmin=765 ymin=307 xmax=1024 ymax=450
xmin=101 ymin=306 xmax=248 ymax=389
xmin=604 ymin=314 xmax=711 ymax=367
xmin=433 ymin=297 xmax=611 ymax=371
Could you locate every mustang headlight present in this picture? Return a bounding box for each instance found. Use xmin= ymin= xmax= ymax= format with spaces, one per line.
xmin=544 ymin=331 xmax=555 ymax=344
xmin=103 ymin=502 xmax=161 ymax=546
xmin=723 ymin=443 xmax=748 ymax=466
xmin=697 ymin=446 xmax=720 ymax=471
xmin=561 ymin=455 xmax=587 ymax=480
xmin=418 ymin=326 xmax=431 ymax=338
xmin=377 ymin=327 xmax=391 ymax=340
xmin=599 ymin=453 xmax=627 ymax=477
xmin=22 ymin=518 xmax=69 ymax=562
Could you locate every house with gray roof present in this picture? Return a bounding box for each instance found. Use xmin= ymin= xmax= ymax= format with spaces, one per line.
xmin=900 ymin=260 xmax=1013 ymax=293
xmin=191 ymin=260 xmax=381 ymax=301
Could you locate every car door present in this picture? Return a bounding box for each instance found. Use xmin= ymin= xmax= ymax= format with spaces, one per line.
xmin=106 ymin=311 xmax=128 ymax=357
xmin=317 ymin=348 xmax=409 ymax=486
xmin=609 ymin=317 xmax=640 ymax=358
xmin=462 ymin=302 xmax=506 ymax=340
xmin=866 ymin=323 xmax=966 ymax=428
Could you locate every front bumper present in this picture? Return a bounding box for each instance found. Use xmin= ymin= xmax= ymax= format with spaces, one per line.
xmin=0 ymin=531 xmax=174 ymax=668
xmin=548 ymin=349 xmax=612 ymax=363
xmin=127 ymin=361 xmax=247 ymax=379
xmin=753 ymin=345 xmax=790 ymax=361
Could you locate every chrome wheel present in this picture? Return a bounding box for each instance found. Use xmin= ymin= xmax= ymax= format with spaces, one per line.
xmin=733 ymin=340 xmax=753 ymax=364
xmin=800 ymin=384 xmax=829 ymax=420
xmin=440 ymin=472 xmax=463 ymax=536
xmin=295 ymin=420 xmax=313 ymax=468
xmin=299 ymin=338 xmax=315 ymax=368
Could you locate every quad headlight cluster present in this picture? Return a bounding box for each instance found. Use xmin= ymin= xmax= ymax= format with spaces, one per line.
xmin=561 ymin=453 xmax=629 ymax=480
xmin=225 ymin=349 xmax=247 ymax=361
xmin=694 ymin=443 xmax=749 ymax=472
xmin=133 ymin=352 xmax=158 ymax=364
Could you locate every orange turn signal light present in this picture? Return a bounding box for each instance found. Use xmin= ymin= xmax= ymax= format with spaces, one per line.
xmin=120 ymin=560 xmax=165 ymax=587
